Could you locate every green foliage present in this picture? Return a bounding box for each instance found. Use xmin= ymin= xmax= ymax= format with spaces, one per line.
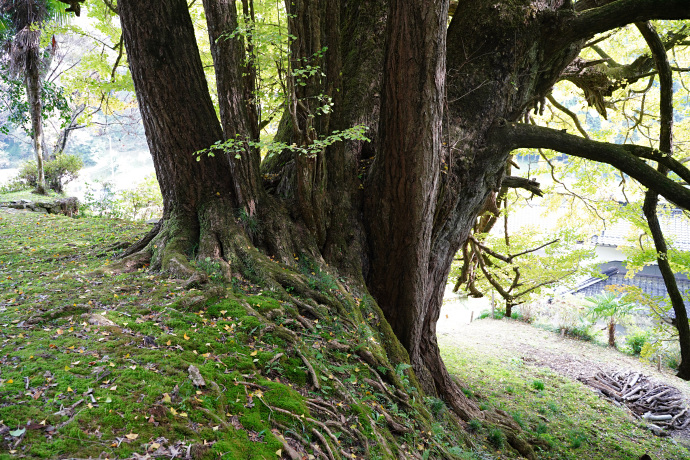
xmin=467 ymin=419 xmax=482 ymax=432
xmin=625 ymin=329 xmax=650 ymax=356
xmin=585 ymin=291 xmax=638 ymax=323
xmin=80 ymin=175 xmax=162 ymax=221
xmin=195 ymin=125 xmax=370 ymax=161
xmin=585 ymin=290 xmax=637 ymax=347
xmin=477 ymin=308 xmax=504 ymax=320
xmin=487 ymin=428 xmax=505 ymax=448
xmin=532 ymin=379 xmax=545 ymax=391
xmin=0 ymin=69 xmax=72 ymax=137
xmin=17 ymin=153 xmax=83 ymax=192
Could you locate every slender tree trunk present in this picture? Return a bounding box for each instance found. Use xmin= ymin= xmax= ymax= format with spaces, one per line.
xmin=608 ymin=319 xmax=616 ymax=347
xmin=636 ymin=21 xmax=690 ymax=380
xmin=24 ymin=28 xmax=46 ymax=194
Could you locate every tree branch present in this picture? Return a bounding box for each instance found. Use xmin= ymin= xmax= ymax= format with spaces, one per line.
xmin=560 ymin=0 xmax=690 ymax=46
xmin=102 ymin=0 xmax=119 ymax=15
xmin=496 ymin=122 xmax=690 ymax=210
xmin=501 ymin=176 xmax=544 ymax=196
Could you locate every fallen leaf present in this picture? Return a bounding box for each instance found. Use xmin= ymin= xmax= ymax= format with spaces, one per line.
xmin=162 ymin=393 xmax=172 ymax=403
xmin=109 ymin=385 xmax=117 ymax=391
xmin=183 ymin=333 xmax=190 ymax=341
xmin=9 ymin=428 xmax=26 ymax=437
xmin=125 ymin=433 xmax=138 ymax=440
xmin=188 ymin=365 xmax=206 ymax=387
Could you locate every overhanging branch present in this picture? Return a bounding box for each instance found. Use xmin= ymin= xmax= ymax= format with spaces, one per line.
xmin=495 ymin=122 xmax=690 ymax=210
xmin=556 ymin=0 xmax=690 ymax=50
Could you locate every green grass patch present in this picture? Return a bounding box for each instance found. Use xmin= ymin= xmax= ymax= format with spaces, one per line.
xmin=440 ymin=336 xmax=690 ymax=459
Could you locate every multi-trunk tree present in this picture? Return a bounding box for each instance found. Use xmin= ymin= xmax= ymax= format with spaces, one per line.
xmin=108 ymin=0 xmax=690 ymax=441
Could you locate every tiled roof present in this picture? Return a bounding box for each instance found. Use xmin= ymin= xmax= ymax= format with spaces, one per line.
xmin=572 ymin=261 xmax=690 ymax=315
xmin=593 ymin=208 xmax=690 ymax=251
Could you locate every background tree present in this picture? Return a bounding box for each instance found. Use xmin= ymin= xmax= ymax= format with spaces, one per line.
xmin=586 ymin=290 xmax=638 ymax=347
xmin=0 ymin=0 xmax=68 ymax=193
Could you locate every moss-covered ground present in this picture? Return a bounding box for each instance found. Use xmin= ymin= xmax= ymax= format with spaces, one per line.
xmin=0 ymin=208 xmax=474 ymax=459
xmin=1 ymin=205 xmax=688 ymax=459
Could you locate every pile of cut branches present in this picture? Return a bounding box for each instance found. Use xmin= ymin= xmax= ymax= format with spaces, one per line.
xmin=581 ymin=371 xmax=690 ymax=432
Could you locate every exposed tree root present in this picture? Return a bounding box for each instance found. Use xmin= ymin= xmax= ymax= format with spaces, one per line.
xmin=115 ymin=215 xmax=537 ymax=459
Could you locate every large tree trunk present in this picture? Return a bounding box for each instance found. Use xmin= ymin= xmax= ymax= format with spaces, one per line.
xmin=118 ymin=0 xmax=243 ymax=278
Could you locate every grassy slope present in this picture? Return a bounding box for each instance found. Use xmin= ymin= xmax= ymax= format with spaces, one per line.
xmin=0 ymin=206 xmax=687 ymax=459
xmin=441 ymin=331 xmax=690 ymax=460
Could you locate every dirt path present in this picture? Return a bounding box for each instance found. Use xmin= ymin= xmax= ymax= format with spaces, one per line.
xmin=437 ymin=303 xmax=690 ymax=442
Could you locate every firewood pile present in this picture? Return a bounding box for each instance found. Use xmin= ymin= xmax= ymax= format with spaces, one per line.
xmin=580 ymin=371 xmax=690 ymax=432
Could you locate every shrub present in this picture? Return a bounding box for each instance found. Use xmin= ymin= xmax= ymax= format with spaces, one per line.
xmin=566 ymin=324 xmax=596 ymax=342
xmin=18 ymin=154 xmax=83 ymax=193
xmin=478 ymin=308 xmax=505 ymax=320
xmin=624 ymin=329 xmax=650 ymax=356
xmin=80 ymin=180 xmax=122 ymax=217
xmin=532 ymin=379 xmax=545 ymax=391
xmin=80 ymin=175 xmax=163 ymax=221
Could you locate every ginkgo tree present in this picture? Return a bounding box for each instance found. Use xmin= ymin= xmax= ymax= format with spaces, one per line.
xmin=63 ymin=2 xmax=690 ymax=456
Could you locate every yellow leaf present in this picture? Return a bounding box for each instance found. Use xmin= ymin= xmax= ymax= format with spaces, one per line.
xmin=56 ymin=329 xmax=63 ymax=335
xmin=125 ymin=433 xmax=138 ymax=440
xmin=162 ymin=393 xmax=171 ymax=403
xmin=220 ymin=310 xmax=227 ymax=315
xmin=166 ymin=340 xmax=171 ymax=346
xmin=276 ymin=449 xmax=282 ymax=456
xmin=250 ymin=350 xmax=258 ymax=356
xmin=67 ymin=387 xmax=73 ymax=392
xmin=179 ymin=412 xmax=188 ymax=418
xmin=170 ymin=407 xmax=178 ymax=415
xmin=64 ymin=366 xmax=70 ymax=371
xmin=6 ymin=379 xmax=13 ymax=384
xmin=184 ymin=334 xmax=190 ymax=340
xmin=149 ymin=442 xmax=161 ymax=450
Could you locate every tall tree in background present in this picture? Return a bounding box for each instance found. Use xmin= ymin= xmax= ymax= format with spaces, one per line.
xmin=0 ymin=0 xmax=66 ymax=193
xmin=112 ymin=1 xmax=690 ymax=452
